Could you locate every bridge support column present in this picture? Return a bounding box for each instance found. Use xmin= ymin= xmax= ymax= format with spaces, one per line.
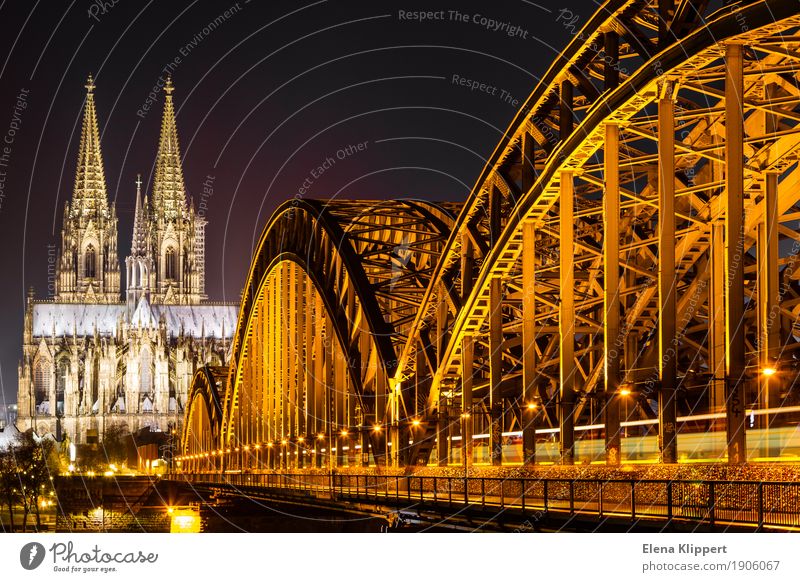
xmin=604 ymin=122 xmax=622 ymax=466
xmin=333 ymin=332 xmax=345 ymax=468
xmin=489 ymin=276 xmax=504 ymax=466
xmin=709 ymin=219 xmax=726 ymax=414
xmin=461 ymin=335 xmax=474 ymax=468
xmin=297 ymin=438 xmax=305 ymax=469
xmin=759 ymin=171 xmax=781 ymax=456
xmin=437 ymin=402 xmax=449 ymax=466
xmin=725 ymin=42 xmax=747 ymax=465
xmin=296 ymin=270 xmax=306 ymax=469
xmin=361 ymin=428 xmax=371 ymax=467
xmin=282 ymin=265 xmax=292 ymax=469
xmin=658 ymin=89 xmax=678 ymax=464
xmin=347 ymin=433 xmax=357 ymax=467
xmin=398 ymin=422 xmax=410 ymax=467
xmin=460 ymin=233 xmax=475 ymax=468
xmin=522 ymin=220 xmax=537 ymax=466
xmin=559 ymin=170 xmax=576 ymax=465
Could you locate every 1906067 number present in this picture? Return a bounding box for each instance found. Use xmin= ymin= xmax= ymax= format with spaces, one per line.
xmin=735 ymin=560 xmax=780 ymax=571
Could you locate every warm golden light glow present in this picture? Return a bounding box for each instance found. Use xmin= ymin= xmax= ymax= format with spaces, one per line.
xmin=619 ymin=388 xmax=632 ymax=396
xmin=411 ymin=419 xmax=421 ymax=427
xmin=340 ymin=429 xmax=349 ymax=437
xmin=373 ymin=424 xmax=382 ymax=432
xmin=297 ymin=436 xmax=305 ymax=442
xmin=526 ymin=402 xmax=538 ymax=410
xmin=317 ymin=433 xmax=325 ymax=440
xmin=763 ymin=367 xmax=777 ymax=377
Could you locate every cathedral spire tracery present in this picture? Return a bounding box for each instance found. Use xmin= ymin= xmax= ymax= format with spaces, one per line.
xmin=146 ymin=77 xmax=206 ymax=304
xmin=152 ymin=76 xmax=188 ymax=221
xmin=72 ymin=74 xmax=109 ymax=216
xmin=55 ymin=75 xmax=120 ymax=303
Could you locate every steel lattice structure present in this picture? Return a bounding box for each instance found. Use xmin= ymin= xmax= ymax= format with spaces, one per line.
xmin=181 ymin=0 xmax=800 ymax=472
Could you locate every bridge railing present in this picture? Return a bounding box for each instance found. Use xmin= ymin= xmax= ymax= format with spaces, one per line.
xmin=171 ymin=472 xmax=800 ymax=530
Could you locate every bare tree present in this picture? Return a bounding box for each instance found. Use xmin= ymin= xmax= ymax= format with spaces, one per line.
xmin=0 ymin=449 xmax=21 ymax=531
xmin=14 ymin=431 xmax=60 ymax=531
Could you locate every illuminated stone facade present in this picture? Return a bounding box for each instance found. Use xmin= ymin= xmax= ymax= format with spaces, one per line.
xmin=16 ymin=76 xmax=237 ymax=444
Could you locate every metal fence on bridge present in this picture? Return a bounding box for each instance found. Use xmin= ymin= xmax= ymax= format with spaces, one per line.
xmin=172 ymin=472 xmax=800 ymax=531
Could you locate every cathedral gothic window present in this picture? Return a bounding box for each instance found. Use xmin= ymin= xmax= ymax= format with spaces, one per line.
xmin=85 ymin=245 xmax=96 ymax=279
xmin=165 ymin=246 xmax=177 ymax=280
xmin=140 ymin=346 xmax=153 ymax=393
xmin=56 ymin=359 xmax=69 ymax=416
xmin=33 ymin=358 xmax=51 ymax=405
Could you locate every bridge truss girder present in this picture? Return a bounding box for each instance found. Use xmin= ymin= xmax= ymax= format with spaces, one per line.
xmin=181 ymin=0 xmax=800 ymax=471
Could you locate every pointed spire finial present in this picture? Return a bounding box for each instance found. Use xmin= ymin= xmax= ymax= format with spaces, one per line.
xmin=152 ymin=74 xmax=187 ymax=221
xmin=72 ymin=73 xmax=109 ymax=216
xmin=131 ymin=173 xmax=148 ymax=258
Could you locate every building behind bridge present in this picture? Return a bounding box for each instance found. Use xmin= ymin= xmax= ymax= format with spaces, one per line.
xmin=16 ymin=76 xmax=238 ymax=447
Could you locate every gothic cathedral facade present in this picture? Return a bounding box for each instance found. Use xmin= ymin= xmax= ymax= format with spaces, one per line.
xmin=16 ymin=76 xmax=238 ymax=444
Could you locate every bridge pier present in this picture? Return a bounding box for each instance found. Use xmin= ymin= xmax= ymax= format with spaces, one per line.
xmin=724 ymin=42 xmax=747 ymax=465
xmin=521 ymin=220 xmax=537 ymax=466
xmin=559 ymin=170 xmax=576 ymax=465
xmin=758 ymin=171 xmax=781 ymax=457
xmin=658 ymin=89 xmax=678 ymax=464
xmin=603 ymin=122 xmax=622 ymax=466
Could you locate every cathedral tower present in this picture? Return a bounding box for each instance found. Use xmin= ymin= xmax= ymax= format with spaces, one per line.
xmin=125 ymin=175 xmax=155 ymax=312
xmin=147 ymin=77 xmax=206 ymax=304
xmin=55 ymin=75 xmax=120 ymax=303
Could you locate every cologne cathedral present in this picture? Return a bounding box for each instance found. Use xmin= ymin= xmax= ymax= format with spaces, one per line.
xmin=16 ymin=76 xmax=237 ymax=445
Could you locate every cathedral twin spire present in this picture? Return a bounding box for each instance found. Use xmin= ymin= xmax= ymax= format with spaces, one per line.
xmin=56 ymin=74 xmax=205 ymax=307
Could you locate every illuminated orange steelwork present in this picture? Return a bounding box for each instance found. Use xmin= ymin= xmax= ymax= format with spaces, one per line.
xmin=181 ymin=0 xmax=800 ymax=471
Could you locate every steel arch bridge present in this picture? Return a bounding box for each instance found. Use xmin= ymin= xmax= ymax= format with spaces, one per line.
xmin=180 ymin=0 xmax=800 ymax=474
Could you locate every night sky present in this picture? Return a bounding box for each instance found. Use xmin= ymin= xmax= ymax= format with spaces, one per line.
xmin=0 ymin=0 xmax=590 ymax=404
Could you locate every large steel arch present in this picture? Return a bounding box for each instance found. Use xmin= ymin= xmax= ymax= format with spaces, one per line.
xmin=181 ymin=366 xmax=227 ymax=473
xmin=180 ymin=0 xmax=800 ymax=472
xmin=397 ymin=0 xmax=800 ymax=466
xmin=215 ymin=199 xmax=456 ymax=469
